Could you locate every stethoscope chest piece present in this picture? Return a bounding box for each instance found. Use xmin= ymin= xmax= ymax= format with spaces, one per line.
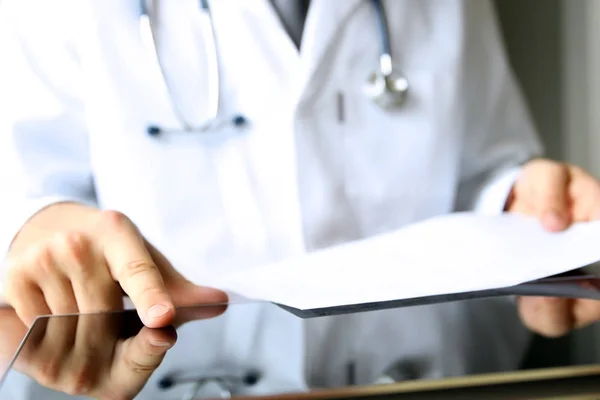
xmin=365 ymin=0 xmax=409 ymax=111
xmin=365 ymin=69 xmax=409 ymax=111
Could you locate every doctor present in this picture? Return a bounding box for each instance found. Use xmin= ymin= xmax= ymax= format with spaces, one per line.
xmin=1 ymin=0 xmax=600 ymax=395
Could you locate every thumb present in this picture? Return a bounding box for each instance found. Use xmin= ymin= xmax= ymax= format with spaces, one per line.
xmin=534 ymin=163 xmax=571 ymax=232
xmin=144 ymin=240 xmax=228 ymax=307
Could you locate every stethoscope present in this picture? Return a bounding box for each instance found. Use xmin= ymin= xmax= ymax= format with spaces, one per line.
xmin=140 ymin=0 xmax=408 ymax=137
xmin=156 ymin=359 xmax=423 ymax=399
xmin=157 ymin=369 xmax=261 ymax=399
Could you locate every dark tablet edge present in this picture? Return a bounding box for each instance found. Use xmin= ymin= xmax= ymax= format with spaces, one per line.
xmin=274 ymin=282 xmax=600 ymax=319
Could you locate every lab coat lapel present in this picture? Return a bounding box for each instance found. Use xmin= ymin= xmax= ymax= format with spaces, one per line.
xmin=298 ymin=0 xmax=363 ymax=96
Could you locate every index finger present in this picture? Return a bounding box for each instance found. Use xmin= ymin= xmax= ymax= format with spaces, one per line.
xmin=99 ymin=211 xmax=174 ymax=328
xmin=109 ymin=327 xmax=176 ymax=398
xmin=172 ymin=303 xmax=228 ymax=329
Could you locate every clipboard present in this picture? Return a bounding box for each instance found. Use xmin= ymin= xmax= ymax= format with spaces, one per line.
xmin=276 ymin=269 xmax=600 ymax=319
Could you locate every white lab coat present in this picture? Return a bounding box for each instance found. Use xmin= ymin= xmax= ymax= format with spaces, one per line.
xmin=0 ymin=0 xmax=542 ymax=398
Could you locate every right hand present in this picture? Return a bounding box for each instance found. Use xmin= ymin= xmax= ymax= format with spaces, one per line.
xmin=3 ymin=203 xmax=227 ymax=328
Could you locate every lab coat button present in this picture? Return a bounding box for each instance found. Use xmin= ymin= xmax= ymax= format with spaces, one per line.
xmin=232 ymin=114 xmax=249 ymax=127
xmin=243 ymin=370 xmax=261 ymax=386
xmin=146 ymin=125 xmax=162 ymax=136
xmin=157 ymin=375 xmax=175 ymax=390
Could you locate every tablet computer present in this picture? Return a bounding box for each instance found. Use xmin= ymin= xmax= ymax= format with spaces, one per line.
xmin=1 ymin=279 xmax=600 ymax=399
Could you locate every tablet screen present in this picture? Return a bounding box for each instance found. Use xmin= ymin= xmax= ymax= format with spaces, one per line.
xmin=0 ymin=291 xmax=597 ymax=399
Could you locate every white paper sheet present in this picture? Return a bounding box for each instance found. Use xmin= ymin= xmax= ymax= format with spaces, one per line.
xmin=205 ymin=212 xmax=600 ymax=310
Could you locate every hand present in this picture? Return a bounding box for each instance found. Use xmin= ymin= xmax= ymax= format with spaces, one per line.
xmin=0 ymin=304 xmax=226 ymax=399
xmin=506 ymin=158 xmax=600 ymax=337
xmin=3 ymin=203 xmax=227 ymax=328
xmin=505 ymin=158 xmax=600 ymax=230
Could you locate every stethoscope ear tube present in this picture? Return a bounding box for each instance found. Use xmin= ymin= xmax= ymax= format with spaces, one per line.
xmin=158 ymin=369 xmax=261 ymax=399
xmin=371 ymin=0 xmax=392 ymax=69
xmin=141 ymin=0 xmax=409 ymax=137
xmin=141 ymin=0 xmax=249 ymax=137
xmin=145 ymin=114 xmax=249 ymax=136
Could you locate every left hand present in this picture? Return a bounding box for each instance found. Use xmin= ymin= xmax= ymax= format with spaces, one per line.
xmin=506 ymin=158 xmax=600 ymax=337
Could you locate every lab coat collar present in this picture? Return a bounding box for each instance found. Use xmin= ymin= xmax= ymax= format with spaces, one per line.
xmin=297 ymin=0 xmax=363 ymax=101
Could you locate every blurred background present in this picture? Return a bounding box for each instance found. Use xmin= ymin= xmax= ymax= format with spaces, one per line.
xmin=495 ymin=0 xmax=600 ymax=368
xmin=494 ymin=0 xmax=594 ymax=169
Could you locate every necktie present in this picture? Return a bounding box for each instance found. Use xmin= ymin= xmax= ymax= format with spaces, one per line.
xmin=270 ymin=0 xmax=310 ymax=48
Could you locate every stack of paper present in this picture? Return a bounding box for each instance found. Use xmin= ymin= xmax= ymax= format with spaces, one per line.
xmin=205 ymin=212 xmax=600 ymax=311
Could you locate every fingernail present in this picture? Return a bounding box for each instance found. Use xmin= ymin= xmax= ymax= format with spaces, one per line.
xmin=542 ymin=211 xmax=566 ymax=231
xmin=150 ymin=339 xmax=173 ymax=348
xmin=147 ymin=304 xmax=170 ymax=319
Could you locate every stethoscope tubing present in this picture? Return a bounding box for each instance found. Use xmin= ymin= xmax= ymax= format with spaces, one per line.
xmin=140 ymin=0 xmax=405 ymax=136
